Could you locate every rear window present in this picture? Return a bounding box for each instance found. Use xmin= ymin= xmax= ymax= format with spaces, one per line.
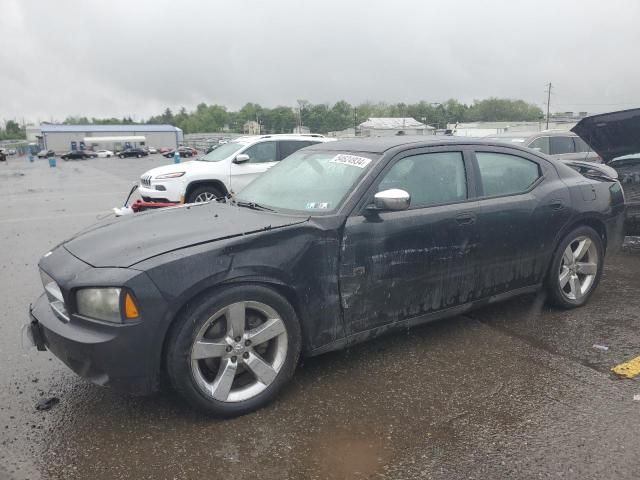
xmin=279 ymin=140 xmax=317 ymax=160
xmin=476 ymin=152 xmax=541 ymax=197
xmin=549 ymin=136 xmax=575 ymax=155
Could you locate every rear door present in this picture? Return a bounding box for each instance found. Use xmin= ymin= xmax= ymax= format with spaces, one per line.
xmin=470 ymin=146 xmax=571 ymax=295
xmin=339 ymin=147 xmax=483 ymax=334
xmin=229 ymin=141 xmax=278 ymax=192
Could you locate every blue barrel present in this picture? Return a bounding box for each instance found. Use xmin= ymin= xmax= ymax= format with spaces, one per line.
xmin=174 ymin=151 xmax=181 ymax=164
xmin=48 ymin=157 xmax=56 ymax=168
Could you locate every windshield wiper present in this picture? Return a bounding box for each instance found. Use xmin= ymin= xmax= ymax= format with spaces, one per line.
xmin=235 ymin=200 xmax=276 ymax=212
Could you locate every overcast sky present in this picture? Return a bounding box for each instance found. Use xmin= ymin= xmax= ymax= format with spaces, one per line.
xmin=2 ymin=0 xmax=639 ymax=124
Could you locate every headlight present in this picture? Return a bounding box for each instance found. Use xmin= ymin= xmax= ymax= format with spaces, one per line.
xmin=155 ymin=172 xmax=185 ymax=179
xmin=76 ymin=288 xmax=122 ymax=323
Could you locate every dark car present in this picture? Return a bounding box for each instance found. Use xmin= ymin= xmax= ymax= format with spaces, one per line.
xmin=60 ymin=150 xmax=91 ymax=160
xmin=0 ymin=149 xmax=6 ymax=162
xmin=163 ymin=146 xmax=197 ymax=158
xmin=118 ymin=148 xmax=149 ymax=159
xmin=28 ymin=137 xmax=625 ymax=417
xmin=571 ymin=108 xmax=640 ymax=235
xmin=37 ymin=149 xmax=56 ymax=158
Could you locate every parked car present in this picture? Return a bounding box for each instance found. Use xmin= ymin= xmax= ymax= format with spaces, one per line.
xmin=7 ymin=148 xmax=16 ymax=155
xmin=141 ymin=134 xmax=334 ymax=203
xmin=162 ymin=146 xmax=197 ymax=159
xmin=60 ymin=150 xmax=91 ymax=160
xmin=485 ymin=130 xmax=601 ymax=162
xmin=0 ymin=149 xmax=6 ymax=162
xmin=118 ymin=148 xmax=148 ymax=159
xmin=159 ymin=147 xmax=171 ymax=154
xmin=146 ymin=147 xmax=158 ymax=154
xmin=95 ymin=149 xmax=114 ymax=158
xmin=28 ymin=136 xmax=625 ymax=417
xmin=37 ymin=149 xmax=55 ymax=158
xmin=572 ymin=108 xmax=640 ymax=236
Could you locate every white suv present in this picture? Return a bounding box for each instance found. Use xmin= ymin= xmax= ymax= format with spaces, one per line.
xmin=139 ymin=135 xmax=334 ymax=203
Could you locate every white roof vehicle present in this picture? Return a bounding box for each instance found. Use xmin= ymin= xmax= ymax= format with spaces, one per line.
xmin=138 ymin=134 xmax=334 ymax=203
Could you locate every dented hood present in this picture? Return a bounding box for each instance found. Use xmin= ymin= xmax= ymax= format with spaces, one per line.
xmin=571 ymin=108 xmax=640 ymax=162
xmin=63 ymin=203 xmax=308 ymax=268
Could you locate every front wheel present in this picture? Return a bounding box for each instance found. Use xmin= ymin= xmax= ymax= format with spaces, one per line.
xmin=166 ymin=285 xmax=302 ymax=417
xmin=119 ymin=155 xmax=124 ymax=159
xmin=547 ymin=226 xmax=604 ymax=308
xmin=187 ymin=185 xmax=223 ymax=203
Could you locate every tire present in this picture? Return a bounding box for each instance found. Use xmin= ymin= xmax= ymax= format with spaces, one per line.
xmin=187 ymin=185 xmax=223 ymax=203
xmin=107 ymin=155 xmax=111 ymax=158
xmin=136 ymin=154 xmax=141 ymax=158
xmin=166 ymin=284 xmax=302 ymax=417
xmin=119 ymin=155 xmax=124 ymax=159
xmin=547 ymin=226 xmax=604 ymax=309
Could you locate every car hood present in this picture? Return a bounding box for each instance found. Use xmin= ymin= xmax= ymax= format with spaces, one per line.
xmin=571 ymin=108 xmax=640 ymax=163
xmin=63 ymin=202 xmax=308 ymax=268
xmin=144 ymin=160 xmax=227 ymax=178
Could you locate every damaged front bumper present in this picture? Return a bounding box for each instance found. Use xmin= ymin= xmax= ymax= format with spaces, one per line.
xmin=27 ymin=293 xmax=160 ymax=395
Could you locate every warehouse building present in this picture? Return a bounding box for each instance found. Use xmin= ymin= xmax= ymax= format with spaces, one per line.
xmin=358 ymin=118 xmax=435 ymax=137
xmin=35 ymin=124 xmax=183 ymax=153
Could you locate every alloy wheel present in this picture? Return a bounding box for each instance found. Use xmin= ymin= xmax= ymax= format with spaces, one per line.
xmin=194 ymin=191 xmax=217 ymax=202
xmin=190 ymin=301 xmax=288 ymax=402
xmin=558 ymin=235 xmax=599 ymax=301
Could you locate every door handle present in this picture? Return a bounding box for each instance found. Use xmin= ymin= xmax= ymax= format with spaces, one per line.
xmin=455 ymin=212 xmax=476 ymax=226
xmin=549 ymin=200 xmax=564 ymax=211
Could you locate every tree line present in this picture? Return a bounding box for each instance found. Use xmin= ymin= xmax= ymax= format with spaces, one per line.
xmin=14 ymin=97 xmax=543 ymax=138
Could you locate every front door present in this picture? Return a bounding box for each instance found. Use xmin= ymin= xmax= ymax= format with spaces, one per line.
xmin=229 ymin=141 xmax=278 ymax=193
xmin=339 ymin=148 xmax=481 ymax=335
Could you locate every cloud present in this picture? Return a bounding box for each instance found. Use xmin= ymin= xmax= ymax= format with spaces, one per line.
xmin=1 ymin=0 xmax=639 ymax=123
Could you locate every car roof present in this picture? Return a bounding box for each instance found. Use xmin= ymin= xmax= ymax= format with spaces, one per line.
xmin=303 ymin=135 xmax=546 ymax=154
xmin=485 ymin=130 xmax=579 ymax=140
xmin=232 ymin=134 xmax=330 ymax=144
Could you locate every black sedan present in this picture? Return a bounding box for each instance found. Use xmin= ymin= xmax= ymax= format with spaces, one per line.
xmin=118 ymin=148 xmax=149 ymax=158
xmin=163 ymin=146 xmax=196 ymax=158
xmin=28 ymin=137 xmax=625 ymax=417
xmin=60 ymin=150 xmax=91 ymax=160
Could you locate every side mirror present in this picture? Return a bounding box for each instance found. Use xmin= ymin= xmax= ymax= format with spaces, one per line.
xmin=371 ymin=189 xmax=411 ymax=211
xmin=233 ymin=154 xmax=250 ymax=164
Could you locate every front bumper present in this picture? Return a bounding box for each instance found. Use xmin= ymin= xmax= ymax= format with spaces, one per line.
xmin=29 ymin=293 xmax=160 ymax=395
xmin=138 ymin=181 xmax=183 ymax=203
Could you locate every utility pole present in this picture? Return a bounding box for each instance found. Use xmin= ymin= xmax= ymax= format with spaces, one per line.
xmin=545 ymin=82 xmax=552 ymax=129
xmin=353 ymin=107 xmax=358 ymax=136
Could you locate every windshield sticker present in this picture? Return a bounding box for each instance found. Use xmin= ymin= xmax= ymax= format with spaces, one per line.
xmin=330 ymin=154 xmax=372 ymax=169
xmin=306 ymin=202 xmax=330 ymax=210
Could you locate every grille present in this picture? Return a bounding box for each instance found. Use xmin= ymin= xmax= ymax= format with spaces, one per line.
xmin=40 ymin=270 xmax=69 ymax=322
xmin=140 ymin=175 xmax=152 ymax=187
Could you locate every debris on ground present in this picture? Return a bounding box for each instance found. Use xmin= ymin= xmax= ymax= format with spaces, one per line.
xmin=592 ymin=344 xmax=609 ymax=351
xmin=633 ymin=394 xmax=640 ymax=402
xmin=612 ymin=356 xmax=640 ymax=379
xmin=35 ymin=397 xmax=60 ymax=411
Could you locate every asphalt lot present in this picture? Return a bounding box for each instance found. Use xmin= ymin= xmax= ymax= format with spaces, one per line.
xmin=1 ymin=154 xmax=639 ymax=479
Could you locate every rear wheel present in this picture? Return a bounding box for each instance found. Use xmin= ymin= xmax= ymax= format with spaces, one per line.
xmin=136 ymin=154 xmax=141 ymax=158
xmin=166 ymin=285 xmax=302 ymax=417
xmin=547 ymin=226 xmax=603 ymax=308
xmin=187 ymin=185 xmax=223 ymax=203
xmin=119 ymin=154 xmax=124 ymax=159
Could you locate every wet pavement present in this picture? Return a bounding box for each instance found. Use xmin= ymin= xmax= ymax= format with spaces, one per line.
xmin=1 ymin=155 xmax=639 ymax=479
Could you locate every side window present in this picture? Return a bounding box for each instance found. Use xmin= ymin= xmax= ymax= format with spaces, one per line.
xmin=279 ymin=140 xmax=314 ymax=160
xmin=573 ymin=137 xmax=591 ymax=153
xmin=549 ymin=136 xmax=576 ymax=155
xmin=527 ymin=136 xmax=549 ymax=154
xmin=476 ymin=152 xmax=541 ymax=197
xmin=378 ymin=151 xmax=467 ymax=208
xmin=243 ymin=141 xmax=277 ymax=163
